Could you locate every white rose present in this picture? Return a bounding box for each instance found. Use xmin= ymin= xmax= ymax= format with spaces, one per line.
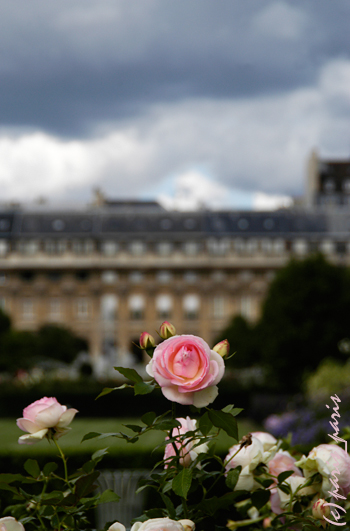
xmin=270 ymin=476 xmax=314 ymax=514
xmin=0 ymin=517 xmax=25 ymax=531
xmin=130 ymin=518 xmax=195 ymax=531
xmin=225 ymin=435 xmax=277 ymax=491
xmin=294 ymin=443 xmax=350 ymax=497
xmin=251 ymin=431 xmax=277 ymax=452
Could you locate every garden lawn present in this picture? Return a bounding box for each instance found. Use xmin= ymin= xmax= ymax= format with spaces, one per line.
xmin=0 ymin=417 xmax=259 ymax=458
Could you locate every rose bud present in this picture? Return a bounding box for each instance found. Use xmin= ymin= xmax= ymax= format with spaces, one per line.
xmin=263 ymin=518 xmax=272 ymax=528
xmin=212 ymin=339 xmax=229 ymax=358
xmin=312 ymin=499 xmax=330 ymax=520
xmin=159 ymin=321 xmax=176 ymax=339
xmin=139 ymin=332 xmax=156 ymax=349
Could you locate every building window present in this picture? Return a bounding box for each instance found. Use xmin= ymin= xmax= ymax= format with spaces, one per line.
xmin=213 ymin=296 xmax=225 ymax=319
xmin=0 ymin=273 xmax=6 ymax=285
xmin=246 ymin=239 xmax=258 ymax=255
xmin=129 ymin=271 xmax=144 ymax=284
xmin=19 ymin=240 xmax=39 ymax=255
xmin=184 ymin=271 xmax=197 ymax=284
xmin=183 ymin=294 xmax=200 ymax=320
xmin=273 ymin=239 xmax=285 ymax=254
xmin=207 ymin=238 xmax=230 ymax=256
xmin=261 ymin=239 xmax=273 ymax=254
xmin=156 ymin=294 xmax=173 ymax=320
xmin=343 ymin=179 xmax=350 ymax=194
xmin=293 ymin=239 xmax=308 ymax=255
xmin=101 ymin=270 xmax=118 ymax=284
xmin=157 ymin=242 xmax=173 ymax=256
xmin=0 ymin=240 xmax=9 ymax=256
xmin=183 ymin=241 xmax=200 ymax=256
xmin=129 ymin=294 xmax=145 ymax=320
xmin=22 ymin=299 xmax=34 ymax=321
xmin=233 ymin=239 xmax=245 ymax=254
xmin=49 ymin=299 xmax=62 ymax=321
xmin=156 ymin=270 xmax=173 ymax=284
xmin=101 ymin=294 xmax=118 ymax=322
xmin=211 ymin=270 xmax=226 ymax=282
xmin=240 ymin=296 xmax=253 ymax=320
xmin=320 ymin=240 xmax=335 ymax=255
xmin=0 ymin=298 xmax=6 ymax=311
xmin=101 ymin=241 xmax=118 ymax=256
xmin=129 ymin=241 xmax=146 ymax=255
xmin=76 ymin=298 xmax=90 ymax=320
xmin=72 ymin=240 xmax=94 ymax=254
xmin=324 ymin=179 xmax=335 ymax=193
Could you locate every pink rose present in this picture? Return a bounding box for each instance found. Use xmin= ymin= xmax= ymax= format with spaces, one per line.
xmin=251 ymin=431 xmax=277 ymax=451
xmin=16 ymin=397 xmax=78 ymax=445
xmin=146 ymin=335 xmax=225 ymax=407
xmin=268 ymin=450 xmax=302 ymax=482
xmin=164 ymin=417 xmax=208 ymax=468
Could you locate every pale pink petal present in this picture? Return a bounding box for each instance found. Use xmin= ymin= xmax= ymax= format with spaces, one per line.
xmin=23 ymin=397 xmax=61 ymax=422
xmin=56 ymin=408 xmax=78 ymax=428
xmin=145 ymin=360 xmax=154 ymax=377
xmin=35 ymin=403 xmax=65 ymax=428
xmin=16 ymin=418 xmax=41 ymax=434
xmin=192 ymin=386 xmax=218 ymax=408
xmin=209 ymin=350 xmax=225 ymax=386
xmin=18 ymin=428 xmax=48 ymax=445
xmin=162 ymin=386 xmax=194 ymax=405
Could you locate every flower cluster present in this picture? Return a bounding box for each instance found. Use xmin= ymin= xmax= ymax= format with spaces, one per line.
xmin=2 ymin=323 xmax=350 ymax=531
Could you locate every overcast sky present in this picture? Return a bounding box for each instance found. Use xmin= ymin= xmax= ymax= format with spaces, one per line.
xmin=1 ymin=0 xmax=350 ymax=210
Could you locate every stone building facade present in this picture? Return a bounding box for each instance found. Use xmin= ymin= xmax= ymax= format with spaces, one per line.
xmin=1 ymin=157 xmax=350 ymax=364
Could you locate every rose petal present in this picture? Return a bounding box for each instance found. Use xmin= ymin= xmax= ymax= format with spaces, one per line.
xmin=35 ymin=403 xmax=66 ymax=428
xmin=209 ymin=350 xmax=225 ymax=386
xmin=0 ymin=517 xmax=25 ymax=531
xmin=16 ymin=418 xmax=42 ymax=434
xmin=22 ymin=397 xmax=62 ymax=423
xmin=18 ymin=428 xmax=48 ymax=445
xmin=56 ymin=408 xmax=78 ymax=428
xmin=162 ymin=386 xmax=194 ymax=405
xmin=192 ymin=386 xmax=218 ymax=408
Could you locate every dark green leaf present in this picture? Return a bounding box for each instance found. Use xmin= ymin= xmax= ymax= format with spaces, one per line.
xmin=99 ymin=489 xmax=120 ymax=504
xmin=75 ymin=471 xmax=100 ymax=499
xmin=0 ymin=473 xmax=25 ymax=483
xmin=82 ymin=432 xmax=101 ymax=442
xmin=208 ymin=410 xmax=238 ymax=440
xmin=134 ymin=382 xmax=156 ymax=395
xmin=114 ymin=366 xmax=143 ymax=383
xmin=221 ymin=404 xmax=234 ymax=413
xmin=293 ymin=501 xmax=302 ymax=513
xmin=156 ymin=419 xmax=181 ymax=431
xmin=225 ymin=466 xmax=241 ymax=490
xmin=172 ymin=468 xmax=192 ymax=498
xmin=199 ymin=412 xmax=213 ymax=436
xmin=161 ymin=493 xmax=176 ymax=519
xmin=43 ymin=462 xmax=58 ymax=476
xmin=141 ymin=411 xmax=156 ymax=426
xmin=0 ymin=483 xmax=18 ymax=494
xmin=278 ymin=484 xmax=290 ymax=495
xmin=251 ymin=489 xmax=270 ymax=510
xmin=278 ymin=470 xmax=295 ymax=484
xmin=24 ymin=459 xmax=40 ymax=479
xmin=231 ymin=408 xmax=244 ymax=416
xmin=124 ymin=424 xmax=143 ymax=433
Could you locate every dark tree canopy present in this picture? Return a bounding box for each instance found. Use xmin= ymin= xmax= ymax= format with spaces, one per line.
xmin=259 ymin=254 xmax=350 ymax=391
xmin=36 ymin=324 xmax=88 ymax=364
xmin=214 ymin=315 xmax=259 ymax=368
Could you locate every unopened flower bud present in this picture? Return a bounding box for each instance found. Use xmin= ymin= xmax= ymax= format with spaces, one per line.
xmin=312 ymin=499 xmax=330 ymax=520
xmin=139 ymin=332 xmax=155 ymax=349
xmin=263 ymin=518 xmax=272 ymax=529
xmin=213 ymin=339 xmax=229 ymax=358
xmin=159 ymin=321 xmax=176 ymax=339
xmin=178 ymin=520 xmax=195 ymax=531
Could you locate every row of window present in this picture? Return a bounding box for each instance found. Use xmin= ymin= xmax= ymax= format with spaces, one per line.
xmin=0 ymin=269 xmax=271 ymax=286
xmin=1 ymin=237 xmax=346 ymax=257
xmin=3 ymin=294 xmax=255 ymax=322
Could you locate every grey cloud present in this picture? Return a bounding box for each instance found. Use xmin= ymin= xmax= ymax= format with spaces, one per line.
xmin=0 ymin=0 xmax=350 ymax=135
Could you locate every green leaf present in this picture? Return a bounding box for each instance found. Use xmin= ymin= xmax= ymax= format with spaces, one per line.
xmin=134 ymin=382 xmax=156 ymax=395
xmin=172 ymin=468 xmax=192 ymax=499
xmin=75 ymin=471 xmax=100 ymax=499
xmin=96 ymin=384 xmax=130 ymax=399
xmin=91 ymin=448 xmax=109 ymax=462
xmin=221 ymin=404 xmax=234 ymax=413
xmin=0 ymin=483 xmax=18 ymax=494
xmin=225 ymin=466 xmax=241 ymax=490
xmin=99 ymin=489 xmax=120 ymax=504
xmin=124 ymin=424 xmax=143 ymax=433
xmin=199 ymin=412 xmax=213 ymax=436
xmin=82 ymin=432 xmax=101 ymax=442
xmin=141 ymin=411 xmax=156 ymax=426
xmin=43 ymin=462 xmax=58 ymax=476
xmin=251 ymin=489 xmax=270 ymax=510
xmin=24 ymin=459 xmax=40 ymax=479
xmin=208 ymin=410 xmax=238 ymax=440
xmin=231 ymin=408 xmax=244 ymax=416
xmin=114 ymin=366 xmax=143 ymax=383
xmin=0 ymin=473 xmax=25 ymax=483
xmin=155 ymin=419 xmax=181 ymax=431
xmin=278 ymin=470 xmax=295 ymax=484
xmin=161 ymin=493 xmax=176 ymax=519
